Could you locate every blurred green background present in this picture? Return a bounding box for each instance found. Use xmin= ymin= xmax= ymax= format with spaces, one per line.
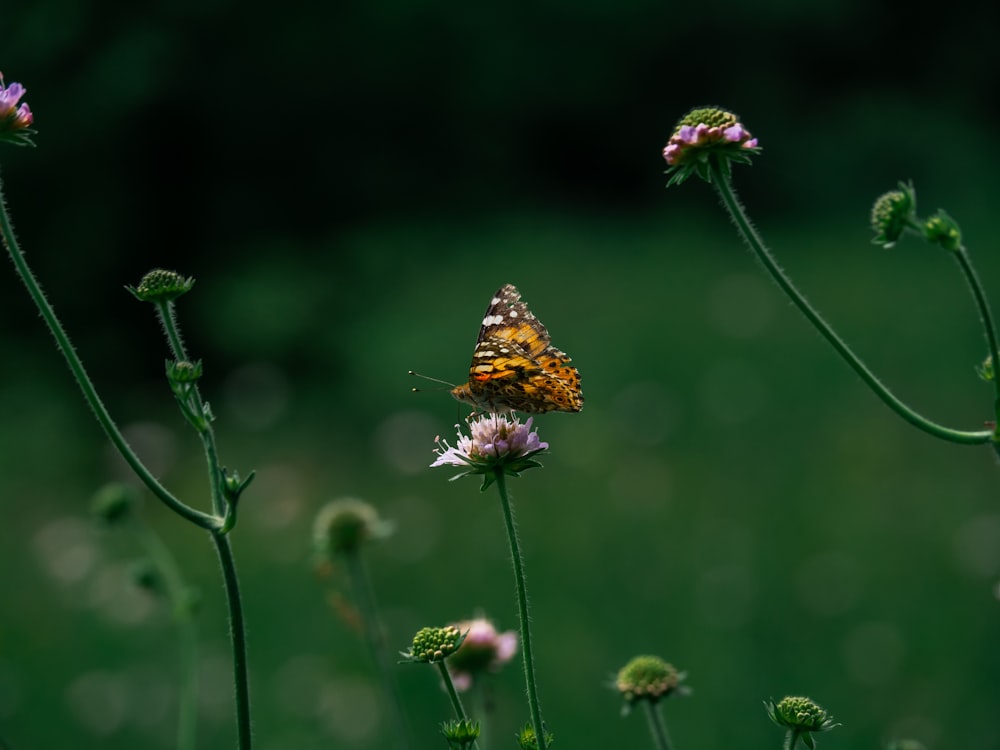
xmin=4 ymin=1 xmax=1000 ymax=748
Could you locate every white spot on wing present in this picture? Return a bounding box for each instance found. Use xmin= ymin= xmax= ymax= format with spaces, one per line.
xmin=509 ymin=310 xmax=519 ymax=318
xmin=482 ymin=314 xmax=504 ymax=326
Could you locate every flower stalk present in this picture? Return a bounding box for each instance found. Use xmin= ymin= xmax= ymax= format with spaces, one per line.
xmin=641 ymin=701 xmax=673 ymax=750
xmin=949 ymin=247 xmax=1000 ymax=430
xmin=343 ymin=549 xmax=413 ymax=750
xmin=706 ymin=159 xmax=992 ymax=446
xmin=133 ymin=521 xmax=200 ymax=750
xmin=493 ymin=468 xmax=547 ymax=750
xmin=0 ymin=184 xmax=221 ymax=528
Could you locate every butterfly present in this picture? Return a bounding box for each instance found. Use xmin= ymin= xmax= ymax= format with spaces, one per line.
xmin=449 ymin=284 xmax=583 ymax=414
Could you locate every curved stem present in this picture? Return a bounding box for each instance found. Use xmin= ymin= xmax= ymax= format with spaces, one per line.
xmin=493 ymin=469 xmax=547 ymax=750
xmin=344 ymin=551 xmax=413 ymax=750
xmin=709 ymin=162 xmax=992 ymax=445
xmin=951 ymin=247 xmax=1000 ymax=428
xmin=0 ymin=172 xmax=219 ymax=529
xmin=135 ymin=521 xmax=199 ymax=750
xmin=212 ymin=532 xmax=253 ymax=750
xmin=641 ymin=702 xmax=673 ymax=750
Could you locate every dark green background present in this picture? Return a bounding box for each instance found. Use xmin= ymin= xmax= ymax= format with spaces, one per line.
xmin=3 ymin=1 xmax=1000 ymax=748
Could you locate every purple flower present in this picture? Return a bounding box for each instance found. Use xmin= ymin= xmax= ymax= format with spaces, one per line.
xmin=446 ymin=617 xmax=519 ymax=692
xmin=662 ymin=116 xmax=758 ymax=166
xmin=0 ymin=74 xmax=36 ymax=146
xmin=662 ymin=107 xmax=760 ymax=187
xmin=431 ymin=414 xmax=549 ymax=485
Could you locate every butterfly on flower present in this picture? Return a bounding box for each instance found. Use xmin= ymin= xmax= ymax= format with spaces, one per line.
xmin=448 ymin=284 xmax=583 ymax=415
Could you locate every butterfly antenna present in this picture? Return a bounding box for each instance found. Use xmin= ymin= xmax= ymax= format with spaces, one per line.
xmin=408 ymin=370 xmax=456 ymax=393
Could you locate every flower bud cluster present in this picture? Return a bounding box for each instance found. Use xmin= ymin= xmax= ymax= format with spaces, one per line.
xmin=128 ymin=269 xmax=195 ymax=304
xmin=313 ymin=497 xmax=393 ymax=558
xmin=615 ymin=654 xmax=687 ymax=715
xmin=402 ymin=625 xmax=464 ymax=663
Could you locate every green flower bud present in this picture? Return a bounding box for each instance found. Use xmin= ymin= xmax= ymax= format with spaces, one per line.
xmin=167 ymin=359 xmax=203 ymax=384
xmin=440 ymin=718 xmax=480 ymax=750
xmin=766 ymin=696 xmax=839 ymax=748
xmin=615 ymin=655 xmax=686 ymax=714
xmin=870 ymin=181 xmax=917 ymax=248
xmin=90 ymin=483 xmax=140 ymax=525
xmin=977 ymin=354 xmax=994 ymax=382
xmin=128 ymin=269 xmax=195 ymax=303
xmin=313 ymin=498 xmax=393 ymax=559
xmin=923 ymin=209 xmax=962 ymax=252
xmin=402 ymin=625 xmax=464 ymax=663
xmin=516 ymin=722 xmax=554 ymax=750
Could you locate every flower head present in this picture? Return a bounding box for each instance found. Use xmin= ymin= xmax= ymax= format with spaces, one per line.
xmin=0 ymin=74 xmax=36 ymax=147
xmin=128 ymin=269 xmax=196 ymax=304
xmin=923 ymin=209 xmax=962 ymax=252
xmin=445 ymin=617 xmax=518 ymax=691
xmin=313 ymin=497 xmax=394 ymax=559
xmin=977 ymin=353 xmax=994 ymax=382
xmin=766 ymin=696 xmax=839 ymax=749
xmin=615 ymin=655 xmax=687 ymax=715
xmin=871 ymin=181 xmax=918 ymax=248
xmin=662 ymin=107 xmax=760 ymax=187
xmin=440 ymin=718 xmax=481 ymax=750
xmin=401 ymin=625 xmax=465 ymax=663
xmin=431 ymin=413 xmax=548 ymax=487
xmin=516 ymin=722 xmax=554 ymax=750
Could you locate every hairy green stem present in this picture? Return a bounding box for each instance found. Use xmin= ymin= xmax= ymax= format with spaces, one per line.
xmin=135 ymin=521 xmax=199 ymax=750
xmin=212 ymin=533 xmax=253 ymax=750
xmin=493 ymin=469 xmax=547 ymax=750
xmin=709 ymin=162 xmax=992 ymax=445
xmin=343 ymin=551 xmax=412 ymax=750
xmin=435 ymin=662 xmax=482 ymax=750
xmin=155 ymin=297 xmax=253 ymax=745
xmin=155 ymin=302 xmax=227 ymax=518
xmin=0 ymin=172 xmax=218 ymax=529
xmin=951 ymin=247 xmax=1000 ymax=428
xmin=641 ymin=701 xmax=673 ymax=750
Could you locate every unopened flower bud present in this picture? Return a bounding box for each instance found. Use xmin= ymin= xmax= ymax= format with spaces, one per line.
xmin=615 ymin=655 xmax=685 ymax=712
xmin=766 ymin=695 xmax=839 ymax=746
xmin=923 ymin=210 xmax=962 ymax=252
xmin=871 ymin=182 xmax=917 ymax=248
xmin=128 ymin=269 xmax=195 ymax=304
xmin=516 ymin=722 xmax=554 ymax=750
xmin=313 ymin=498 xmax=393 ymax=559
xmin=977 ymin=354 xmax=994 ymax=382
xmin=402 ymin=625 xmax=464 ymax=663
xmin=440 ymin=718 xmax=480 ymax=750
xmin=167 ymin=360 xmax=203 ymax=384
